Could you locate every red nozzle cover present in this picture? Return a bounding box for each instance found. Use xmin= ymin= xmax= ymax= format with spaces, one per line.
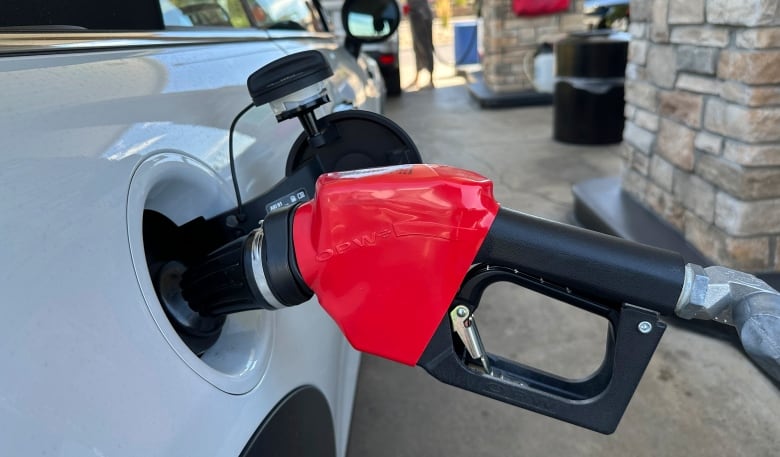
xmin=292 ymin=164 xmax=499 ymax=365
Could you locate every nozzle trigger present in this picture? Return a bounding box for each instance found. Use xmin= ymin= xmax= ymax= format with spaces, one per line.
xmin=449 ymin=305 xmax=492 ymax=375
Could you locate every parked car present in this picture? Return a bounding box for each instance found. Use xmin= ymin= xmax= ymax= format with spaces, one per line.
xmin=583 ymin=0 xmax=629 ymax=30
xmin=320 ymin=0 xmax=402 ymax=96
xmin=0 ymin=0 xmax=398 ymax=455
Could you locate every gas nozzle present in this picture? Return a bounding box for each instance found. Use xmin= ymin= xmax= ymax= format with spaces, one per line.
xmin=182 ymin=164 xmax=676 ymax=433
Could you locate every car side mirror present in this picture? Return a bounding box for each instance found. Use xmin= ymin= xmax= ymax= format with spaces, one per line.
xmin=341 ymin=0 xmax=400 ymax=57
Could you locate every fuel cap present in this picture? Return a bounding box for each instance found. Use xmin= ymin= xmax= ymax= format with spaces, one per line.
xmin=247 ymin=50 xmax=334 ymax=107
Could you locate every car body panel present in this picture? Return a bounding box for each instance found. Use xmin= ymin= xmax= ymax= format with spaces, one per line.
xmin=0 ymin=31 xmax=363 ymax=456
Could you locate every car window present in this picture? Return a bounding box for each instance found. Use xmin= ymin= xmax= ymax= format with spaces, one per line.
xmin=245 ymin=0 xmax=325 ymax=32
xmin=1 ymin=0 xmax=164 ymax=30
xmin=161 ymin=0 xmax=251 ymax=27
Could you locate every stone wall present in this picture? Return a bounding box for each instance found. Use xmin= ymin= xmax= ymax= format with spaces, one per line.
xmin=622 ymin=0 xmax=780 ymax=271
xmin=481 ymin=0 xmax=585 ymax=92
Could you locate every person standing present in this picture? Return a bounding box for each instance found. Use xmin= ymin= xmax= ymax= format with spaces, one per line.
xmin=406 ymin=0 xmax=434 ymax=89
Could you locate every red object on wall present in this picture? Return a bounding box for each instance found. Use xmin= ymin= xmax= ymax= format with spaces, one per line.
xmin=292 ymin=164 xmax=500 ymax=366
xmin=512 ymin=0 xmax=570 ymax=16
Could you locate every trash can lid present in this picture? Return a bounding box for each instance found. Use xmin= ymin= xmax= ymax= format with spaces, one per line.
xmin=555 ymin=31 xmax=628 ymax=78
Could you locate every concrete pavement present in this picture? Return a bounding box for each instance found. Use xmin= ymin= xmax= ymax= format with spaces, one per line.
xmin=345 ymin=84 xmax=779 ymax=456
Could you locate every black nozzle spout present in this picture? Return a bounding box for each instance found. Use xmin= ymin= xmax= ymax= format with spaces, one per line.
xmin=181 ymin=206 xmax=312 ymax=316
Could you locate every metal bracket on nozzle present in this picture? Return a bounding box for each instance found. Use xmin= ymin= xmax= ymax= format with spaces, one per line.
xmin=675 ymin=264 xmax=780 ymax=381
xmin=675 ymin=264 xmax=776 ymax=324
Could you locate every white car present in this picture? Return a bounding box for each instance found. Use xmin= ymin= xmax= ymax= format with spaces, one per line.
xmin=0 ymin=0 xmax=399 ymax=455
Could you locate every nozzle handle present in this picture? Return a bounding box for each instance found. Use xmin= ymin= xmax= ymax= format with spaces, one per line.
xmin=475 ymin=207 xmax=686 ymax=314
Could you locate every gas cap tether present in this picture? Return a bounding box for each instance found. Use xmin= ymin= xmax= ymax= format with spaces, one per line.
xmin=247 ymin=50 xmax=337 ymax=148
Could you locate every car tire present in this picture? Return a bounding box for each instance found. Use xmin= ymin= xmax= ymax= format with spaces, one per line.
xmin=384 ymin=67 xmax=401 ymax=97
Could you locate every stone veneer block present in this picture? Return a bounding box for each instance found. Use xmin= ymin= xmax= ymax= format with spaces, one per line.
xmin=646 ymin=182 xmax=685 ymax=229
xmin=705 ymin=98 xmax=780 ymax=143
xmin=670 ymin=26 xmax=730 ymax=47
xmin=716 ymin=192 xmax=780 ymax=236
xmin=629 ymin=0 xmax=653 ymax=22
xmin=656 ymin=119 xmax=696 ymax=170
xmin=650 ymin=155 xmax=675 ymax=191
xmin=673 ymin=169 xmax=716 ymax=222
xmin=718 ymin=50 xmax=780 ymax=84
xmin=507 ymin=16 xmax=557 ymax=29
xmin=622 ymin=169 xmax=649 ymax=200
xmin=629 ymin=0 xmax=652 ymax=21
xmin=630 ymin=148 xmax=650 ymax=175
xmin=703 ymin=98 xmax=728 ymax=135
xmin=697 ymin=154 xmax=780 ymax=200
xmin=625 ymin=81 xmax=659 ymax=111
xmin=560 ymin=13 xmax=584 ymax=31
xmin=695 ymin=131 xmax=723 ymax=155
xmin=634 ymin=109 xmax=660 ymax=132
xmin=685 ymin=212 xmax=771 ymax=270
xmin=676 ymin=74 xmax=721 ymax=94
xmin=684 ymin=213 xmax=718 ymax=261
xmin=707 ymin=0 xmax=780 ymax=26
xmin=620 ymin=142 xmax=635 ymax=161
xmin=669 ymin=0 xmax=705 ymax=24
xmin=628 ymin=22 xmax=647 ymax=39
xmin=774 ymin=242 xmax=780 ymax=269
xmin=659 ymin=90 xmax=704 ymax=128
xmin=536 ymin=27 xmax=567 ymax=44
xmin=737 ymin=28 xmax=780 ymax=48
xmin=724 ymin=141 xmax=780 ymax=166
xmin=695 ymin=155 xmax=743 ymax=197
xmin=647 ymin=45 xmax=677 ymax=88
xmin=721 ymin=81 xmax=780 ymax=106
xmin=722 ymin=236 xmax=772 ymax=270
xmin=629 ymin=40 xmax=648 ymax=65
xmin=651 ymin=0 xmax=670 ymax=42
xmin=676 ymin=45 xmax=719 ymax=74
xmin=625 ymin=63 xmax=646 ymax=81
xmin=624 ymin=103 xmax=637 ymax=120
xmin=623 ymin=121 xmax=654 ymax=154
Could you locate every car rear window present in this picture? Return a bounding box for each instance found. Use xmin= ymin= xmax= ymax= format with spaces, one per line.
xmin=1 ymin=0 xmax=164 ymax=30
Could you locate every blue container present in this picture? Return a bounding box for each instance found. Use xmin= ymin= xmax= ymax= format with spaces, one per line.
xmin=454 ymin=21 xmax=479 ymax=66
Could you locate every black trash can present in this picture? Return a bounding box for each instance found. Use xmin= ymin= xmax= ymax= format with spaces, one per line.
xmin=553 ymin=31 xmax=628 ymax=144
